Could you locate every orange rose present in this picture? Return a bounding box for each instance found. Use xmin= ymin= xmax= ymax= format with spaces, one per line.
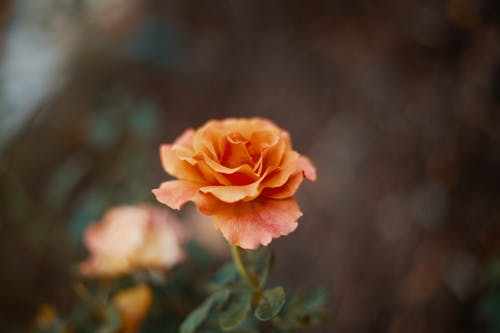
xmin=79 ymin=205 xmax=187 ymax=277
xmin=152 ymin=118 xmax=316 ymax=249
xmin=113 ymin=285 xmax=152 ymax=333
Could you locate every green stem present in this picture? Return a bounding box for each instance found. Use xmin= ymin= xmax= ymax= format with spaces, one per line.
xmin=231 ymin=245 xmax=258 ymax=289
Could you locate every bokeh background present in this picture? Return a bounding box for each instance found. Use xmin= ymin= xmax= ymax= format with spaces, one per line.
xmin=1 ymin=0 xmax=500 ymax=332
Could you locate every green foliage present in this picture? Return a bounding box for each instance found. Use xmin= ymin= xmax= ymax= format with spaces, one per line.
xmin=180 ymin=290 xmax=231 ymax=333
xmin=273 ymin=287 xmax=328 ymax=331
xmin=180 ymin=247 xmax=327 ymax=332
xmin=218 ymin=291 xmax=253 ymax=330
xmin=211 ymin=262 xmax=239 ymax=289
xmin=254 ymin=287 xmax=286 ymax=321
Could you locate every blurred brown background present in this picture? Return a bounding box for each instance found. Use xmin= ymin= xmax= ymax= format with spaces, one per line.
xmin=1 ymin=0 xmax=500 ymax=332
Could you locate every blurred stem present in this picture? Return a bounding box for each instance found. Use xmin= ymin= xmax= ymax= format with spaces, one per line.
xmin=231 ymin=245 xmax=258 ymax=289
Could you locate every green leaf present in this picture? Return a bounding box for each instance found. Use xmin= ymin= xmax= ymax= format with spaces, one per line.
xmin=211 ymin=262 xmax=239 ymax=287
xmin=218 ymin=291 xmax=253 ymax=331
xmin=255 ymin=287 xmax=286 ymax=321
xmin=180 ymin=290 xmax=229 ymax=333
xmin=97 ymin=303 xmax=122 ymax=333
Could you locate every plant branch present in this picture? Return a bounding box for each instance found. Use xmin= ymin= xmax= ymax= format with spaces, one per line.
xmin=230 ymin=245 xmax=259 ymax=289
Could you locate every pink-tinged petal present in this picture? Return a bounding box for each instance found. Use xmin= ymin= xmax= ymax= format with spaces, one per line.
xmin=297 ymin=156 xmax=317 ymax=181
xmin=261 ymin=172 xmax=304 ymax=199
xmin=152 ymin=180 xmax=200 ymax=210
xmin=174 ymin=128 xmax=196 ymax=146
xmin=83 ymin=223 xmax=104 ymax=254
xmin=211 ymin=198 xmax=302 ymax=250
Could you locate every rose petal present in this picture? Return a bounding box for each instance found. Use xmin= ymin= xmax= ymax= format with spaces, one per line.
xmin=261 ymin=172 xmax=304 ymax=199
xmin=221 ymin=138 xmax=254 ymax=168
xmin=193 ymin=122 xmax=225 ymax=160
xmin=134 ymin=221 xmax=186 ymax=268
xmin=160 ymin=145 xmax=203 ymax=182
xmin=297 ymin=156 xmax=317 ymax=181
xmin=248 ymin=130 xmax=280 ymax=155
xmin=199 ymin=182 xmax=261 ymax=203
xmin=198 ymin=167 xmax=273 ymax=203
xmin=202 ymin=152 xmax=257 ymax=177
xmin=261 ymin=150 xmax=300 ymax=188
xmin=196 ymin=160 xmax=232 ymax=185
xmin=260 ymin=135 xmax=288 ymax=169
xmin=84 ymin=209 xmax=147 ymax=256
xmin=174 ymin=128 xmax=196 ymax=146
xmin=152 ymin=180 xmax=200 ymax=210
xmin=211 ymin=198 xmax=302 ymax=249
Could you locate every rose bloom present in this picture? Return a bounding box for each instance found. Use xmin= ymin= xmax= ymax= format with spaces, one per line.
xmin=113 ymin=284 xmax=152 ymax=333
xmin=153 ymin=118 xmax=316 ymax=249
xmin=79 ymin=205 xmax=186 ymax=277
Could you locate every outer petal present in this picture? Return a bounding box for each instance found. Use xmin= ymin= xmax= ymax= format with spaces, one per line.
xmin=160 ymin=145 xmax=203 ymax=182
xmin=174 ymin=128 xmax=196 ymax=146
xmin=297 ymin=156 xmax=317 ymax=181
xmin=211 ymin=198 xmax=302 ymax=249
xmin=152 ymin=180 xmax=200 ymax=210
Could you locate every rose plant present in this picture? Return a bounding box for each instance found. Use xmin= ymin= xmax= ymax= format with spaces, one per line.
xmin=153 ymin=118 xmax=326 ymax=333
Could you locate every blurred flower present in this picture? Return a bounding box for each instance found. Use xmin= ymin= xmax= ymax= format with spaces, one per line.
xmin=153 ymin=118 xmax=316 ymax=249
xmin=79 ymin=205 xmax=187 ymax=277
xmin=113 ymin=284 xmax=152 ymax=333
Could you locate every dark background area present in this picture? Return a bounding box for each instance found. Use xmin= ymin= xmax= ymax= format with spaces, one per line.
xmin=1 ymin=0 xmax=500 ymax=332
